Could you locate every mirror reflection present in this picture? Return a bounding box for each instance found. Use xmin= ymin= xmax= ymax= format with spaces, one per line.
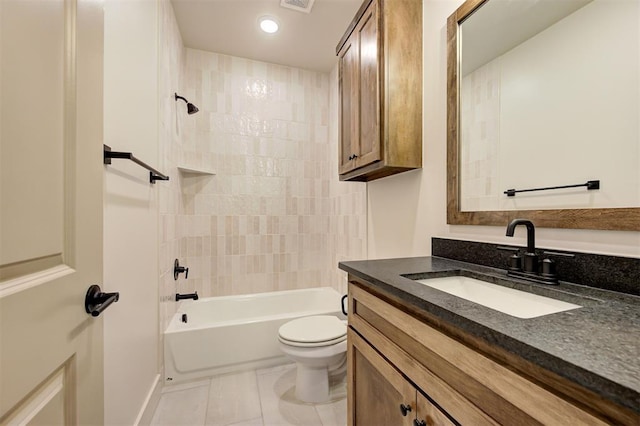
xmin=458 ymin=0 xmax=639 ymax=212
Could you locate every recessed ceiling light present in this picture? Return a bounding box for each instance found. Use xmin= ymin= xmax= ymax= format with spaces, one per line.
xmin=259 ymin=16 xmax=279 ymax=34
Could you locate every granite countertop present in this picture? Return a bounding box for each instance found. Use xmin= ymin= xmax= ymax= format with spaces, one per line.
xmin=339 ymin=256 xmax=640 ymax=414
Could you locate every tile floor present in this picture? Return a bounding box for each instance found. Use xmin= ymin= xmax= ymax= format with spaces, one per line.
xmin=150 ymin=364 xmax=347 ymax=426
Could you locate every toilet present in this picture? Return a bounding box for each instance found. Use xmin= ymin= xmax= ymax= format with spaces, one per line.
xmin=278 ymin=315 xmax=347 ymax=403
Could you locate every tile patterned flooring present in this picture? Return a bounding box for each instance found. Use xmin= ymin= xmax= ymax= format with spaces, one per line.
xmin=150 ymin=364 xmax=347 ymax=426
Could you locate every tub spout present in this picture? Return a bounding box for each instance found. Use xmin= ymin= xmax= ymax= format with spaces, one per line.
xmin=176 ymin=292 xmax=198 ymax=301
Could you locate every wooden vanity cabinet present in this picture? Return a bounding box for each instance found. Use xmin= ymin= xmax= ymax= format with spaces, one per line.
xmin=347 ymin=279 xmax=629 ymax=425
xmin=336 ymin=0 xmax=422 ymax=182
xmin=350 ymin=328 xmax=456 ymax=426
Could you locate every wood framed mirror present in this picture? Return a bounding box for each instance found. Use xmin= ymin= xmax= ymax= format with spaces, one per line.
xmin=446 ymin=0 xmax=640 ymax=231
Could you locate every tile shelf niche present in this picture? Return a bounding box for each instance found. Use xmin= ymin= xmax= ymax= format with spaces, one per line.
xmin=177 ymin=165 xmax=215 ymax=176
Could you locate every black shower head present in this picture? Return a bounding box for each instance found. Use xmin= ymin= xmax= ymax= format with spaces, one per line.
xmin=187 ymin=103 xmax=199 ymax=115
xmin=175 ymin=93 xmax=199 ymax=115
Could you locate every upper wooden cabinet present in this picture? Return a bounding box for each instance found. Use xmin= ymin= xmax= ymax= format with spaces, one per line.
xmin=336 ymin=0 xmax=422 ymax=182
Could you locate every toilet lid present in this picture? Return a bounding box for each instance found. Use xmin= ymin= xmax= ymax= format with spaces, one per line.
xmin=278 ymin=315 xmax=346 ymax=345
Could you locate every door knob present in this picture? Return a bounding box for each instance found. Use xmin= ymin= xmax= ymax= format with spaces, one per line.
xmin=85 ymin=285 xmax=119 ymax=317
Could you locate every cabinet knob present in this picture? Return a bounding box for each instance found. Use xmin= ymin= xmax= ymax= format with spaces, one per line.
xmin=352 ymin=154 xmax=358 ymax=159
xmin=413 ymin=420 xmax=427 ymax=426
xmin=400 ymin=403 xmax=412 ymax=416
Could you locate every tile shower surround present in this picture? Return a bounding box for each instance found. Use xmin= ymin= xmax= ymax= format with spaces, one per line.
xmin=158 ymin=0 xmax=366 ymax=334
xmin=432 ymin=238 xmax=640 ymax=296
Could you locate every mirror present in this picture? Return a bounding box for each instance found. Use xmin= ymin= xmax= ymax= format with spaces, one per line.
xmin=447 ymin=0 xmax=640 ymax=231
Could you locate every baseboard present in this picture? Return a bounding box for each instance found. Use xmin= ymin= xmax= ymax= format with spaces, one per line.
xmin=134 ymin=374 xmax=161 ymax=426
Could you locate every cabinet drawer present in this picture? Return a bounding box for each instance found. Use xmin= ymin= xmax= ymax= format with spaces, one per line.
xmin=349 ymin=283 xmax=608 ymax=425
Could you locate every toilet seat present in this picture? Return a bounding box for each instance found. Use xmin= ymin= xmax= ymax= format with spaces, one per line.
xmin=278 ymin=315 xmax=347 ymax=348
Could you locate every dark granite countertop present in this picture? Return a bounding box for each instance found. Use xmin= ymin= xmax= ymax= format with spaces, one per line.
xmin=339 ymin=256 xmax=640 ymax=413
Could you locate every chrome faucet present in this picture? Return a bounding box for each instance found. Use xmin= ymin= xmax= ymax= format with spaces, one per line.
xmin=505 ymin=219 xmax=538 ymax=274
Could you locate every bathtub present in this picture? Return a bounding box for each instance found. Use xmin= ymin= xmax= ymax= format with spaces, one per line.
xmin=164 ymin=287 xmax=345 ymax=383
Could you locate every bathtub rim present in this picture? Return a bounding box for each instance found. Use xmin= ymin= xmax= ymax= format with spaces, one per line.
xmin=165 ymin=286 xmax=344 ymax=334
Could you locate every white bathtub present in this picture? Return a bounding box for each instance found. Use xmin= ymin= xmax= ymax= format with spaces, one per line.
xmin=164 ymin=287 xmax=345 ymax=383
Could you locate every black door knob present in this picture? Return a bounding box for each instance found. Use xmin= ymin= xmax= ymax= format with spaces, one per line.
xmin=85 ymin=285 xmax=119 ymax=317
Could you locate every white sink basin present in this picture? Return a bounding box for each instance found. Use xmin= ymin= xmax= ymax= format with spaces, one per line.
xmin=415 ymin=276 xmax=581 ymax=319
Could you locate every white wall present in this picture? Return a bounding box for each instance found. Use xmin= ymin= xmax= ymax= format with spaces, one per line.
xmin=366 ymin=0 xmax=640 ymax=260
xmin=103 ymin=0 xmax=160 ymax=424
xmin=158 ymin=0 xmax=185 ymax=364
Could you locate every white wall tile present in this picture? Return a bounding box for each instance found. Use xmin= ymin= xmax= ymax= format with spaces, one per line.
xmin=167 ymin=50 xmax=366 ymax=298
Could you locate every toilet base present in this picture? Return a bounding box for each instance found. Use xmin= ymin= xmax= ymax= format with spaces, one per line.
xmin=293 ymin=354 xmax=347 ymax=403
xmin=295 ymin=364 xmax=330 ymax=403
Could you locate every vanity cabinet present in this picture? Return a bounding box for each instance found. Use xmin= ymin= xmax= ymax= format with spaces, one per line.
xmin=336 ymin=0 xmax=422 ymax=182
xmin=350 ymin=328 xmax=457 ymax=426
xmin=347 ymin=279 xmax=620 ymax=425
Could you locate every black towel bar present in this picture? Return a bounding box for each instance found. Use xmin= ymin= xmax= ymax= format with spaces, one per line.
xmin=103 ymin=144 xmax=169 ymax=184
xmin=504 ymin=180 xmax=599 ymax=197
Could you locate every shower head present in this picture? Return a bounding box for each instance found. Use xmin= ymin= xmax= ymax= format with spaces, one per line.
xmin=187 ymin=103 xmax=199 ymax=114
xmin=174 ymin=93 xmax=199 ymax=115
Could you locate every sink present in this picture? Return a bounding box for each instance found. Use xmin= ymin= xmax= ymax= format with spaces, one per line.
xmin=415 ymin=276 xmax=581 ymax=319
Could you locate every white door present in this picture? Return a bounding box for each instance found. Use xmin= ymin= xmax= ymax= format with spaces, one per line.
xmin=0 ymin=0 xmax=105 ymax=424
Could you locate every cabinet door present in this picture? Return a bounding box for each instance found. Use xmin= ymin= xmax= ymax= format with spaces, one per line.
xmin=349 ymin=328 xmax=415 ymax=426
xmin=355 ymin=0 xmax=381 ymax=169
xmin=415 ymin=392 xmax=456 ymax=426
xmin=338 ymin=31 xmax=359 ymax=174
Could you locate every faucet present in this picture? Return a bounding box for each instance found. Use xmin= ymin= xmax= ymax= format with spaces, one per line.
xmin=502 ymin=219 xmax=561 ymax=284
xmin=175 ymin=292 xmax=198 ymax=301
xmin=505 ymin=219 xmax=538 ymax=274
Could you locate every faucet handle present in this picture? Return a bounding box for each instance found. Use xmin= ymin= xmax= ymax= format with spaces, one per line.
xmin=508 ymin=253 xmax=522 ymax=271
xmin=174 ymin=259 xmax=189 ymax=280
xmin=541 ymin=258 xmax=557 ymax=279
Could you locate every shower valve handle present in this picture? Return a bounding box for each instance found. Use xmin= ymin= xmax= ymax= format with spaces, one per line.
xmin=174 ymin=259 xmax=189 ymax=280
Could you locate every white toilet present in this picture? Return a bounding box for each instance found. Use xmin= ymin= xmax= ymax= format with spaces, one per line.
xmin=278 ymin=315 xmax=347 ymax=403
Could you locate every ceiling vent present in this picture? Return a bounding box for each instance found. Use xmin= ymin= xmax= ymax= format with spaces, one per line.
xmin=280 ymin=0 xmax=315 ymax=14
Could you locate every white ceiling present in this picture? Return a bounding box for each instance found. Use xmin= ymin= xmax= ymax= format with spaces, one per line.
xmin=171 ymin=0 xmax=363 ymax=72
